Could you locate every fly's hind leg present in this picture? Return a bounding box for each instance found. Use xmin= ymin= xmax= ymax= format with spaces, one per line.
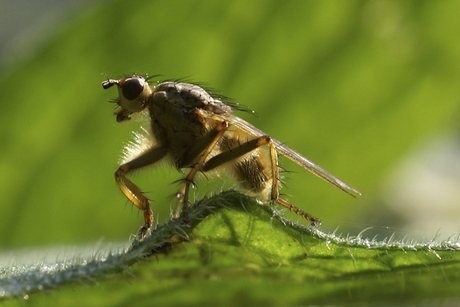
xmin=116 ymin=146 xmax=168 ymax=238
xmin=265 ymin=137 xmax=321 ymax=226
xmin=202 ymin=135 xmax=321 ymax=226
xmin=175 ymin=121 xmax=229 ymax=225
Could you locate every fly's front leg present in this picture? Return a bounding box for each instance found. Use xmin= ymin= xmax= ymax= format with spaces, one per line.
xmin=116 ymin=146 xmax=168 ymax=238
xmin=202 ymin=135 xmax=321 ymax=226
xmin=176 ymin=121 xmax=229 ymax=224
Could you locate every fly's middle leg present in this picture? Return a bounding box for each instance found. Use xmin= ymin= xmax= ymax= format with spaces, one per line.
xmin=176 ymin=121 xmax=229 ymax=225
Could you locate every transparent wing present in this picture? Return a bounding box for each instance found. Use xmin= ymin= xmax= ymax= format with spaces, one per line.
xmin=223 ymin=113 xmax=361 ymax=198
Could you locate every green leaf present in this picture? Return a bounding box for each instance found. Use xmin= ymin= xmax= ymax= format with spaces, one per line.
xmin=2 ymin=191 xmax=460 ymax=305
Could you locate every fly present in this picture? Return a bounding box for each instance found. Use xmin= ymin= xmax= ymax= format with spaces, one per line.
xmin=102 ymin=74 xmax=361 ymax=238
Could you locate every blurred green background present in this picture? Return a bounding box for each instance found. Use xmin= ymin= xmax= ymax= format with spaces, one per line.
xmin=1 ymin=0 xmax=460 ymax=251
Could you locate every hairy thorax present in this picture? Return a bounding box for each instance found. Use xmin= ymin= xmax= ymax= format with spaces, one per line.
xmin=148 ymin=82 xmax=223 ymax=168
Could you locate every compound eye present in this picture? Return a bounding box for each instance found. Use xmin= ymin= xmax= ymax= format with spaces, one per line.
xmin=122 ymin=77 xmax=145 ymax=100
